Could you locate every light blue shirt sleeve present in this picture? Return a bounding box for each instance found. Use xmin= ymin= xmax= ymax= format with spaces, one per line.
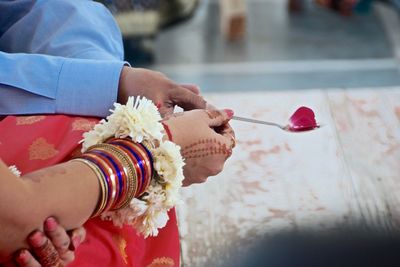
xmin=0 ymin=0 xmax=127 ymax=117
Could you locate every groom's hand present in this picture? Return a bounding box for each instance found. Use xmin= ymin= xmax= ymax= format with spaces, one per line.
xmin=118 ymin=67 xmax=207 ymax=117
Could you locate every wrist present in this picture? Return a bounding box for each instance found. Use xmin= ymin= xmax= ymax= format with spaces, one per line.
xmin=73 ymin=138 xmax=154 ymax=217
xmin=117 ymin=66 xmax=131 ymax=103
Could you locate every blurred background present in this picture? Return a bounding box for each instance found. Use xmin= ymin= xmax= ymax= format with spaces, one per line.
xmin=101 ymin=1 xmax=400 ymax=266
xmin=100 ymin=0 xmax=400 ymax=92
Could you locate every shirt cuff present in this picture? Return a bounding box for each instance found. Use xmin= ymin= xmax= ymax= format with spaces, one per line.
xmin=56 ymin=58 xmax=125 ymax=117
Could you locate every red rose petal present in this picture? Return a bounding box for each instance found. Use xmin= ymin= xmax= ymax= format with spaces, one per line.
xmin=287 ymin=106 xmax=319 ymax=132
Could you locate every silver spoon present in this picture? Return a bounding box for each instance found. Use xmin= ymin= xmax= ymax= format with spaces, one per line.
xmin=231 ymin=116 xmax=320 ymax=132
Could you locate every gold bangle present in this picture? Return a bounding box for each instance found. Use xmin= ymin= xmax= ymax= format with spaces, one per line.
xmin=82 ymin=152 xmax=118 ymax=213
xmin=89 ymin=143 xmax=138 ymax=210
xmin=122 ymin=138 xmax=155 ymax=198
xmin=124 ymin=140 xmax=153 ymax=193
xmin=71 ymin=158 xmax=108 ymax=218
xmin=89 ymin=144 xmax=137 ymax=209
xmin=108 ymin=139 xmax=153 ymax=198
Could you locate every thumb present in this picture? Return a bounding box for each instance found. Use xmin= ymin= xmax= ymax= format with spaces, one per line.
xmin=171 ymin=87 xmax=207 ymax=111
xmin=69 ymin=226 xmax=86 ymax=250
xmin=206 ymin=109 xmax=234 ymax=127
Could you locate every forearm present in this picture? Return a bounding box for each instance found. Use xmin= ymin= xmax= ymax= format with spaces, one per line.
xmin=0 ymin=51 xmax=123 ymax=117
xmin=0 ymin=160 xmax=99 ymax=261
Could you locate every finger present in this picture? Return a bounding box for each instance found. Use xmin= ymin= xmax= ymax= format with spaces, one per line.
xmin=179 ymin=84 xmax=201 ymax=95
xmin=44 ymin=217 xmax=70 ymax=255
xmin=200 ymin=134 xmax=233 ymax=175
xmin=15 ymin=250 xmax=41 ymax=267
xmin=216 ymin=133 xmax=234 ymax=159
xmin=170 ymin=87 xmax=207 ymax=111
xmin=205 ymin=103 xmax=217 ymax=110
xmin=58 ymin=250 xmax=75 ymax=266
xmin=203 ymin=109 xmax=234 ymax=127
xmin=212 ymin=123 xmax=235 ymax=159
xmin=218 ymin=122 xmax=235 ymax=138
xmin=69 ymin=227 xmax=86 ymax=251
xmin=29 ymin=231 xmax=63 ymax=267
xmin=217 ymin=122 xmax=235 ymax=137
xmin=219 ymin=123 xmax=236 ymax=149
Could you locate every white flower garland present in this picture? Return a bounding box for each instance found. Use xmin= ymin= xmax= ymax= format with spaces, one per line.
xmin=82 ymin=96 xmax=185 ymax=237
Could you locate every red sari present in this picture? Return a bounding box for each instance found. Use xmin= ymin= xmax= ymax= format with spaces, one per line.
xmin=0 ymin=115 xmax=180 ymax=267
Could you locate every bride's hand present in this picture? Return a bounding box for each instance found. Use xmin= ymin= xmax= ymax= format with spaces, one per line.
xmin=12 ymin=218 xmax=85 ymax=267
xmin=162 ymin=109 xmax=236 ymax=186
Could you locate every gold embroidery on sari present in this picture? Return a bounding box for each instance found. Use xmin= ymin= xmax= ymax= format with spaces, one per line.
xmin=16 ymin=116 xmax=45 ymax=125
xmin=112 ymin=234 xmax=128 ymax=264
xmin=147 ymin=257 xmax=175 ymax=267
xmin=29 ymin=138 xmax=59 ymax=160
xmin=72 ymin=119 xmax=96 ymax=131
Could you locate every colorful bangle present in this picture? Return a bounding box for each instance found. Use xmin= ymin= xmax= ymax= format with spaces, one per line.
xmin=106 ymin=138 xmax=153 ymax=197
xmin=74 ymin=138 xmax=154 ymax=217
xmin=71 ymin=158 xmax=108 ymax=218
xmin=81 ymin=153 xmax=116 ymax=213
xmin=98 ymin=144 xmax=137 ymax=209
xmin=87 ymin=147 xmax=126 ymax=211
xmin=88 ymin=143 xmax=138 ymax=210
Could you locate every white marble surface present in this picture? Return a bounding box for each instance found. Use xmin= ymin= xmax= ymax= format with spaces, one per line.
xmin=177 ymin=87 xmax=400 ymax=266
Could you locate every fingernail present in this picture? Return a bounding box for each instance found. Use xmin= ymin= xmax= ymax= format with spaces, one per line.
xmin=16 ymin=250 xmax=29 ymax=264
xmin=44 ymin=217 xmax=57 ymax=231
xmin=72 ymin=236 xmax=81 ymax=249
xmin=224 ymin=109 xmax=234 ymax=118
xmin=29 ymin=231 xmax=44 ymax=247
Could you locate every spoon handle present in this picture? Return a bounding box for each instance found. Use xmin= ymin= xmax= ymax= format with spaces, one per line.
xmin=231 ymin=116 xmax=285 ymax=129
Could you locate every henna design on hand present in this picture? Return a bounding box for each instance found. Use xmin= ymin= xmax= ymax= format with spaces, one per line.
xmin=206 ymin=110 xmax=224 ymax=120
xmin=227 ymin=134 xmax=236 ymax=149
xmin=214 ymin=122 xmax=236 ymax=148
xmin=34 ymin=238 xmax=63 ymax=267
xmin=23 ymin=165 xmax=68 ymax=183
xmin=181 ymin=139 xmax=232 ymax=159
